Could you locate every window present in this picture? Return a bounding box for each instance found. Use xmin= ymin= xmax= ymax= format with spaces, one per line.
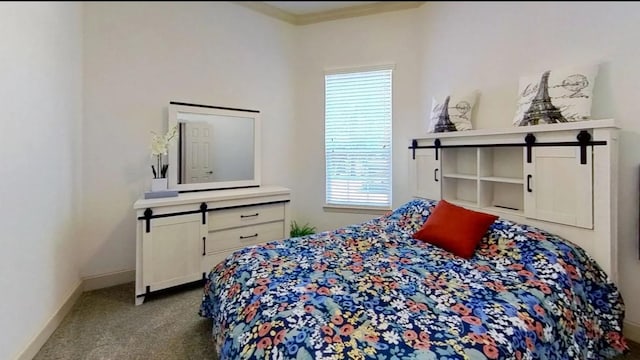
xmin=325 ymin=66 xmax=392 ymax=210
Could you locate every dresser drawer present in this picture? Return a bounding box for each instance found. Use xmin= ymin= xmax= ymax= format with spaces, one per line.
xmin=206 ymin=221 xmax=285 ymax=254
xmin=208 ymin=203 xmax=285 ymax=231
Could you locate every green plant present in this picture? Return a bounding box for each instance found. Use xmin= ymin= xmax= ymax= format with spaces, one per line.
xmin=290 ymin=220 xmax=316 ymax=238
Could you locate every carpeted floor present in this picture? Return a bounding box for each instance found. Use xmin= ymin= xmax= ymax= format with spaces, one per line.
xmin=35 ymin=281 xmax=640 ymax=360
xmin=34 ymin=281 xmax=216 ymax=360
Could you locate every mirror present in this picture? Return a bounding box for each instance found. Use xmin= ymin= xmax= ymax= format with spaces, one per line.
xmin=167 ymin=102 xmax=261 ymax=192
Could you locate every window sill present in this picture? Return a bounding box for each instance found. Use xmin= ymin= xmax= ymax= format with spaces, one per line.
xmin=323 ymin=204 xmax=391 ymax=215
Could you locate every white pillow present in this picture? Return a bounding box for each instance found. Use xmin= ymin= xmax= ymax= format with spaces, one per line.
xmin=427 ymin=92 xmax=478 ymax=133
xmin=513 ymin=64 xmax=598 ymax=126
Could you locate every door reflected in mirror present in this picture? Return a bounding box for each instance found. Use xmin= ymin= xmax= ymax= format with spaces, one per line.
xmin=177 ymin=113 xmax=254 ymax=184
xmin=168 ymin=103 xmax=261 ymax=192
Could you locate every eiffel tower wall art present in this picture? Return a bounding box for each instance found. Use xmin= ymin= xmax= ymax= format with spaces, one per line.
xmin=512 ymin=64 xmax=598 ymax=127
xmin=427 ymin=92 xmax=478 ymax=133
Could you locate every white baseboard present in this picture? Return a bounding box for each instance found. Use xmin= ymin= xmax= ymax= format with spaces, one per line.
xmin=625 ymin=320 xmax=640 ymax=344
xmin=82 ymin=269 xmax=135 ymax=292
xmin=15 ymin=280 xmax=83 ymax=360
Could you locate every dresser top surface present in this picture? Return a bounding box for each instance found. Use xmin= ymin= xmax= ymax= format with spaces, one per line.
xmin=134 ymin=185 xmax=291 ymax=209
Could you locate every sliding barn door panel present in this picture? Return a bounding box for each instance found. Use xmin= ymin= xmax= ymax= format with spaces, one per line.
xmin=411 ymin=149 xmax=441 ymax=201
xmin=524 ymin=147 xmax=592 ymax=228
xmin=142 ymin=214 xmax=202 ymax=292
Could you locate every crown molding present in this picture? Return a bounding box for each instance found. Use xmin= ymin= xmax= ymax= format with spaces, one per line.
xmin=234 ymin=1 xmax=426 ymax=26
xmin=234 ymin=1 xmax=298 ymax=24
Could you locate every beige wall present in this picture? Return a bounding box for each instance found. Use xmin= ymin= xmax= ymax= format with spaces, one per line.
xmin=292 ymin=9 xmax=422 ymax=231
xmin=416 ymin=1 xmax=640 ymax=325
xmin=0 ymin=3 xmax=83 ymax=359
xmin=81 ymin=1 xmax=296 ymax=277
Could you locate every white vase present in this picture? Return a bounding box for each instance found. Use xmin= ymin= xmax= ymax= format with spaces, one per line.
xmin=151 ymin=178 xmax=168 ymax=192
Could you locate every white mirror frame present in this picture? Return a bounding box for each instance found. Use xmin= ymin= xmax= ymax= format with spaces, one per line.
xmin=167 ymin=102 xmax=261 ymax=192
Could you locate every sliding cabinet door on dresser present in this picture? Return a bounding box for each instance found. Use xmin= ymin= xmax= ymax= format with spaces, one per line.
xmin=142 ymin=213 xmax=204 ymax=293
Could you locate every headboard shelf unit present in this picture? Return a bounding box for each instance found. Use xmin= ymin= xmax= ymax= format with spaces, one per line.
xmin=409 ymin=119 xmax=619 ymax=281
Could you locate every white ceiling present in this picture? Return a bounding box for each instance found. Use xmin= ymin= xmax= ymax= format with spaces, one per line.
xmin=264 ymin=1 xmax=379 ymax=15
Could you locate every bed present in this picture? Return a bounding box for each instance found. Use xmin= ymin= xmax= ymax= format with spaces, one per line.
xmin=199 ymin=198 xmax=628 ymax=359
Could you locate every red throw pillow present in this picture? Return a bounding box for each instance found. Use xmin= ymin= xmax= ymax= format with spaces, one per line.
xmin=413 ymin=200 xmax=498 ymax=259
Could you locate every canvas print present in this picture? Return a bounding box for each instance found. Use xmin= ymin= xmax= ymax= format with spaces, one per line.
xmin=513 ymin=64 xmax=598 ymax=126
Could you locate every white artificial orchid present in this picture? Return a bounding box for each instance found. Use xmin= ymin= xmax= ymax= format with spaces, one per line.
xmin=150 ymin=125 xmax=178 ymax=178
xmin=150 ymin=125 xmax=177 ymax=156
xmin=150 ymin=135 xmax=167 ymax=156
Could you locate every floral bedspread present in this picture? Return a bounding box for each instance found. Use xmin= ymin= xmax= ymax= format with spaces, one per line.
xmin=199 ymin=199 xmax=627 ymax=359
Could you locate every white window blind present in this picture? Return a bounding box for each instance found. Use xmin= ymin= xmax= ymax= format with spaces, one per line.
xmin=325 ymin=68 xmax=392 ymax=209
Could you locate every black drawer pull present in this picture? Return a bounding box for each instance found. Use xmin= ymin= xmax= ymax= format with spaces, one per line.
xmin=202 ymin=237 xmax=206 ymax=256
xmin=434 ymin=168 xmax=439 ymax=182
xmin=527 ymin=174 xmax=533 ymax=193
xmin=241 ymin=213 xmax=259 ymax=218
xmin=240 ymin=233 xmax=258 ymax=240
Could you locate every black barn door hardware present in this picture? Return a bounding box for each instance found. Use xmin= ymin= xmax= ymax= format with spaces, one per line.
xmin=409 ymin=130 xmax=606 ymax=166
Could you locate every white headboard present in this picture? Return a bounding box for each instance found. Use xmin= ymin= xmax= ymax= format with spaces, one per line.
xmin=409 ymin=120 xmax=619 ymax=282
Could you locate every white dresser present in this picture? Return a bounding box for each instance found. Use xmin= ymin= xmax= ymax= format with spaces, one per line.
xmin=133 ymin=185 xmax=291 ymax=305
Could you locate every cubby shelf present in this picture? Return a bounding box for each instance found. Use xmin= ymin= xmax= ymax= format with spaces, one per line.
xmin=482 ymin=205 xmax=524 ymax=216
xmin=479 ymin=176 xmax=523 ymax=184
xmin=446 ymin=199 xmax=478 ymax=209
xmin=442 ymin=173 xmax=477 ymax=180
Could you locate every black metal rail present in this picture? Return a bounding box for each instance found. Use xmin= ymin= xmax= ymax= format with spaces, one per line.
xmin=409 ymin=130 xmax=606 ymax=165
xmin=138 ymin=200 xmax=290 ymax=233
